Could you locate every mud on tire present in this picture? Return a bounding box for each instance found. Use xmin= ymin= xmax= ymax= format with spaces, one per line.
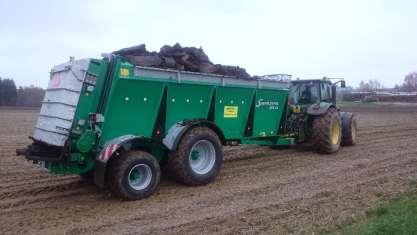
xmin=108 ymin=150 xmax=161 ymax=200
xmin=167 ymin=127 xmax=223 ymax=186
xmin=311 ymin=107 xmax=342 ymax=154
xmin=341 ymin=112 xmax=357 ymax=146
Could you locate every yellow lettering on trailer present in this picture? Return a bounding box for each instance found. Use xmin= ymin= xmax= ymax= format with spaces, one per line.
xmin=224 ymin=106 xmax=238 ymax=118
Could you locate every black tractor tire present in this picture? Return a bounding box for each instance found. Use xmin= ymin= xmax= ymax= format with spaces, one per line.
xmin=108 ymin=150 xmax=161 ymax=200
xmin=340 ymin=112 xmax=358 ymax=146
xmin=311 ymin=107 xmax=342 ymax=154
xmin=167 ymin=127 xmax=223 ymax=186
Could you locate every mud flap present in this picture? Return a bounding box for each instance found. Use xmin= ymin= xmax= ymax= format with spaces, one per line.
xmin=93 ymin=135 xmax=153 ymax=188
xmin=94 ymin=160 xmax=107 ymax=188
xmin=162 ymin=123 xmax=187 ymax=151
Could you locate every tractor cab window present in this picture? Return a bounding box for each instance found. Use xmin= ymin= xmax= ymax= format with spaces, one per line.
xmin=298 ymin=83 xmax=320 ymax=104
xmin=321 ymin=83 xmax=332 ymax=102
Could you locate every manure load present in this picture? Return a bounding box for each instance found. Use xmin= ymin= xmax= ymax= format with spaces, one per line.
xmin=113 ymin=43 xmax=252 ymax=79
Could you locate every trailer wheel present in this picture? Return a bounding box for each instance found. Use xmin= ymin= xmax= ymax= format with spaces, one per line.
xmin=168 ymin=127 xmax=223 ymax=186
xmin=108 ymin=150 xmax=161 ymax=200
xmin=311 ymin=107 xmax=342 ymax=154
xmin=341 ymin=112 xmax=357 ymax=146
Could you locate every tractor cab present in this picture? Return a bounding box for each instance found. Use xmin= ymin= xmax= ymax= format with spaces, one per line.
xmin=289 ymin=79 xmax=344 ymax=106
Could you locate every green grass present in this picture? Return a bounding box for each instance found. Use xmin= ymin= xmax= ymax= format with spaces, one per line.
xmin=334 ymin=193 xmax=417 ymax=235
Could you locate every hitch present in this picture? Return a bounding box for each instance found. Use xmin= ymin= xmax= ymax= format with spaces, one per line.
xmin=16 ymin=141 xmax=66 ymax=162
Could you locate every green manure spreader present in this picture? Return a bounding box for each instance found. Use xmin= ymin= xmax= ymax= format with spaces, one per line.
xmin=17 ymin=55 xmax=357 ymax=200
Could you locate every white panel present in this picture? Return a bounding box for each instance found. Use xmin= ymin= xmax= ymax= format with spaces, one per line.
xmin=43 ymin=89 xmax=80 ymax=106
xmin=33 ymin=129 xmax=68 ymax=146
xmin=39 ymin=103 xmax=76 ymax=121
xmin=36 ymin=116 xmax=72 ymax=134
xmin=33 ymin=58 xmax=90 ymax=146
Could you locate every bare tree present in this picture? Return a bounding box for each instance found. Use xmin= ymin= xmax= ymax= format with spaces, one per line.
xmin=16 ymin=86 xmax=45 ymax=107
xmin=403 ymin=72 xmax=417 ymax=92
xmin=0 ymin=77 xmax=17 ymax=106
xmin=358 ymin=79 xmax=382 ymax=92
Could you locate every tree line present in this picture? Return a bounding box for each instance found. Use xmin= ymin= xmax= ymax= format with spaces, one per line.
xmin=357 ymin=72 xmax=417 ymax=92
xmin=0 ymin=78 xmax=45 ymax=107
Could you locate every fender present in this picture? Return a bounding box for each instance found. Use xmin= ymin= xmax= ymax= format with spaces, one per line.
xmin=162 ymin=120 xmax=225 ymax=151
xmin=307 ymin=102 xmax=335 ymax=116
xmin=94 ymin=135 xmax=156 ymax=188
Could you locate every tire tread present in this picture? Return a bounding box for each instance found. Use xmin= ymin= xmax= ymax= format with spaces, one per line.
xmin=167 ymin=127 xmax=222 ymax=186
xmin=311 ymin=107 xmax=341 ymax=154
xmin=108 ymin=150 xmax=160 ymax=200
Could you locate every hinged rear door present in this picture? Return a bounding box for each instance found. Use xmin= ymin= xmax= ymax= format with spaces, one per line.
xmin=33 ymin=59 xmax=90 ymax=146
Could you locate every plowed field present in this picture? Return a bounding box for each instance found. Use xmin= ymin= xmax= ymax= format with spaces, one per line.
xmin=1 ymin=105 xmax=416 ymax=234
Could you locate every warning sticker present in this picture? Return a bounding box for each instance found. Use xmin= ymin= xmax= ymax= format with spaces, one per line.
xmin=119 ymin=68 xmax=130 ymax=77
xmin=224 ymin=106 xmax=238 ymax=118
xmin=51 ymin=73 xmax=61 ymax=88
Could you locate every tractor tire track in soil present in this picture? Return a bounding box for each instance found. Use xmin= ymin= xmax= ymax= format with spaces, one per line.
xmin=0 ymin=105 xmax=416 ymax=234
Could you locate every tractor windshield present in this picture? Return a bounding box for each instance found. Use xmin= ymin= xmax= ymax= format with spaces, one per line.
xmin=290 ymin=82 xmax=320 ymax=104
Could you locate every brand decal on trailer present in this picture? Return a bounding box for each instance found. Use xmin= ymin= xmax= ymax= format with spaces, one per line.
xmin=224 ymin=106 xmax=238 ymax=118
xmin=256 ymin=99 xmax=279 ymax=110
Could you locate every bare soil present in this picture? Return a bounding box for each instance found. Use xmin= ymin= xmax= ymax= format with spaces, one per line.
xmin=1 ymin=105 xmax=417 ymax=234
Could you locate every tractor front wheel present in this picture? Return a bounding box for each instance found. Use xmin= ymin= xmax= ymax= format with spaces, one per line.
xmin=311 ymin=107 xmax=342 ymax=154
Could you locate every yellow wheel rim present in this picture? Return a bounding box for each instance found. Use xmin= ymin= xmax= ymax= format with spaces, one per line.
xmin=331 ymin=120 xmax=340 ymax=145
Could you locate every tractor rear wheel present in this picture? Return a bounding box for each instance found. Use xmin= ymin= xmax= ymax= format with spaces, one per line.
xmin=108 ymin=150 xmax=161 ymax=200
xmin=167 ymin=127 xmax=223 ymax=186
xmin=341 ymin=112 xmax=357 ymax=146
xmin=311 ymin=107 xmax=342 ymax=154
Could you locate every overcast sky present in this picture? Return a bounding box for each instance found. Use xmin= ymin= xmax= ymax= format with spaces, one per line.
xmin=1 ymin=0 xmax=416 ymax=88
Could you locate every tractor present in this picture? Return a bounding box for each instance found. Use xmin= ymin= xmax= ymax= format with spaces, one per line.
xmin=285 ymin=78 xmax=357 ymax=153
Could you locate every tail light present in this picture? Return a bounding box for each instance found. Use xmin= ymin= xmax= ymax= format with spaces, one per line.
xmin=89 ymin=113 xmax=104 ymax=129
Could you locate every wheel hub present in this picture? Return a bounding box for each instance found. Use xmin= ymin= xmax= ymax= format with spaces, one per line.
xmin=190 ymin=150 xmax=200 ymax=161
xmin=189 ymin=140 xmax=216 ymax=175
xmin=128 ymin=164 xmax=152 ymax=191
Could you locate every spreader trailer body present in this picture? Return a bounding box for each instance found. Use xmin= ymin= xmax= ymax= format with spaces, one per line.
xmin=17 ymin=55 xmax=357 ymax=200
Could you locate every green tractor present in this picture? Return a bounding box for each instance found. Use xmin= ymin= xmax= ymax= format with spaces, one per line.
xmin=285 ymin=78 xmax=357 ymax=153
